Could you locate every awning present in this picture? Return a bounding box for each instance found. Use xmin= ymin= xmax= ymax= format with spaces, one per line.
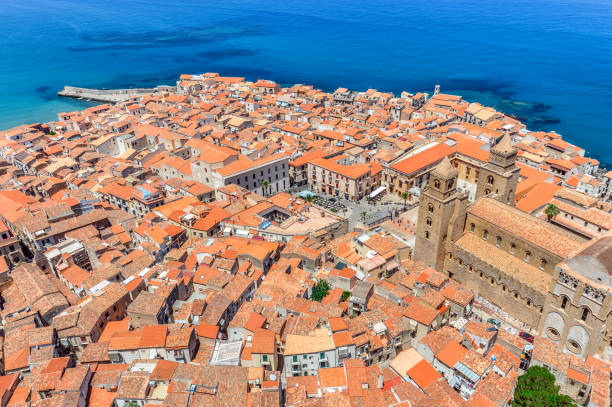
xmin=369 ymin=186 xmax=386 ymax=198
xmin=298 ymin=190 xmax=315 ymax=198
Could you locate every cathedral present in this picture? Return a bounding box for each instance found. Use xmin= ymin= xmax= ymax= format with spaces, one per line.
xmin=413 ymin=134 xmax=611 ymax=362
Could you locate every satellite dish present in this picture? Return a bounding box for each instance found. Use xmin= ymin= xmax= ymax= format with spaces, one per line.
xmin=269 ymin=374 xmax=277 ymax=381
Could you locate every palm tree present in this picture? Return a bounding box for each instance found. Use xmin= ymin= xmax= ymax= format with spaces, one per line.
xmin=261 ymin=179 xmax=269 ymax=197
xmin=545 ymin=203 xmax=560 ymax=222
xmin=360 ymin=211 xmax=368 ymax=225
xmin=400 ymin=191 xmax=409 ymax=207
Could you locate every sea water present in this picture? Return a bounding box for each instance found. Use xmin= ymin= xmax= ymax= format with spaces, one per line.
xmin=1 ymin=0 xmax=611 ymax=165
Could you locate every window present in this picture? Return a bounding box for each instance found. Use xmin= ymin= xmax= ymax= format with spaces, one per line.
xmin=425 ymin=231 xmax=430 ymax=239
xmin=581 ymin=308 xmax=589 ymax=321
xmin=567 ymin=339 xmax=582 ymax=354
xmin=540 ymin=259 xmax=547 ymax=270
xmin=293 ymin=356 xmax=298 ymax=362
xmin=510 ymin=243 xmax=516 ymax=254
xmin=426 ymin=217 xmax=432 ymax=226
xmin=428 ymin=203 xmax=434 ymax=213
xmin=487 ymin=175 xmax=494 ymax=185
xmin=524 ymin=251 xmax=531 ymax=262
xmin=483 ymin=230 xmax=488 ymax=239
xmin=470 ymin=223 xmax=475 ymax=233
xmin=434 ymin=180 xmax=440 ymax=189
xmin=546 ymin=327 xmax=560 ymax=340
xmin=320 ymin=352 xmax=326 ymax=359
xmin=496 ymin=236 xmax=502 ymax=247
xmin=262 ymin=354 xmax=268 ymax=362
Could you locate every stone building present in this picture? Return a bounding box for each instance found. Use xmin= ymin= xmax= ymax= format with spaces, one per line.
xmin=414 ymin=157 xmax=468 ymax=271
xmin=473 ymin=134 xmax=520 ymax=206
xmin=538 ymin=233 xmax=612 ymax=360
xmin=444 ymin=198 xmax=584 ymax=328
xmin=415 ymin=156 xmax=585 ymax=329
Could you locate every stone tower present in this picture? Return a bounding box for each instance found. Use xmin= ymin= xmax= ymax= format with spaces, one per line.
xmin=414 ymin=157 xmax=468 ymax=271
xmin=475 ymin=134 xmax=520 ymax=206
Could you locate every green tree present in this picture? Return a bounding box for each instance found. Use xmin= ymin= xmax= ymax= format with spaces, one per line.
xmin=401 ymin=191 xmax=409 ymax=207
xmin=545 ymin=203 xmax=560 ymax=222
xmin=341 ymin=291 xmax=351 ymax=301
xmin=261 ymin=179 xmax=269 ymax=197
xmin=360 ymin=211 xmax=368 ymax=224
xmin=311 ymin=280 xmax=330 ymax=302
xmin=512 ymin=366 xmax=576 ymax=407
xmin=305 ymin=194 xmax=314 ymax=204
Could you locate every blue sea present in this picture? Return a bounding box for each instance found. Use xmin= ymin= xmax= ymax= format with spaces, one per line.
xmin=1 ymin=0 xmax=611 ymax=165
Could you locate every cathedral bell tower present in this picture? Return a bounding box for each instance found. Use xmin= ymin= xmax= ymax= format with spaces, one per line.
xmin=415 ymin=156 xmax=467 ymax=271
xmin=475 ymin=134 xmax=520 ymax=206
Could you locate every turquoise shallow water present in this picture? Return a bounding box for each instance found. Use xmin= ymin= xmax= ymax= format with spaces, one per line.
xmin=1 ymin=0 xmax=611 ymax=165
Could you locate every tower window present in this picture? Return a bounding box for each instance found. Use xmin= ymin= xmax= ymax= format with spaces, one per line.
xmin=428 ymin=203 xmax=434 ymax=213
xmin=426 ymin=217 xmax=432 ymax=226
xmin=434 ymin=180 xmax=440 ymax=189
xmin=487 ymin=175 xmax=494 ymax=185
xmin=540 ymin=259 xmax=547 ymax=270
xmin=561 ymin=296 xmax=568 ymax=309
xmin=581 ymin=308 xmax=589 ymax=321
xmin=510 ymin=243 xmax=516 ymax=254
xmin=524 ymin=251 xmax=531 ymax=262
xmin=470 ymin=223 xmax=475 ymax=233
xmin=425 ymin=231 xmax=429 ymax=239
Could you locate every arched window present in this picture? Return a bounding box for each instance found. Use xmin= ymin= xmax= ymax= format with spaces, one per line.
xmin=561 ymin=296 xmax=568 ymax=309
xmin=510 ymin=243 xmax=516 ymax=254
xmin=496 ymin=236 xmax=502 ymax=247
xmin=581 ymin=307 xmax=589 ymax=321
xmin=428 ymin=203 xmax=434 ymax=213
xmin=487 ymin=175 xmax=494 ymax=185
xmin=483 ymin=230 xmax=488 ymax=239
xmin=485 ymin=189 xmax=491 ymax=195
xmin=540 ymin=258 xmax=547 ymax=270
xmin=470 ymin=223 xmax=475 ymax=232
xmin=524 ymin=251 xmax=531 ymax=262
xmin=447 ymin=180 xmax=454 ymax=189
xmin=434 ymin=180 xmax=440 ymax=189
xmin=426 ymin=217 xmax=432 ymax=226
xmin=425 ymin=231 xmax=430 ymax=239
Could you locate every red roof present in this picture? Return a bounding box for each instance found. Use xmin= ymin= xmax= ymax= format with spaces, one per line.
xmin=391 ymin=143 xmax=454 ymax=176
xmin=407 ymin=359 xmax=442 ymax=390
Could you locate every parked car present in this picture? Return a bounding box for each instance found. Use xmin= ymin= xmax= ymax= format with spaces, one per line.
xmin=487 ymin=318 xmax=501 ymax=327
xmin=505 ymin=326 xmax=518 ymax=335
xmin=519 ymin=332 xmax=534 ymax=343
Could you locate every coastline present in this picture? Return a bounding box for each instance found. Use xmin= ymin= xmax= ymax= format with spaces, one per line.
xmin=1 ymin=76 xmax=608 ymax=169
